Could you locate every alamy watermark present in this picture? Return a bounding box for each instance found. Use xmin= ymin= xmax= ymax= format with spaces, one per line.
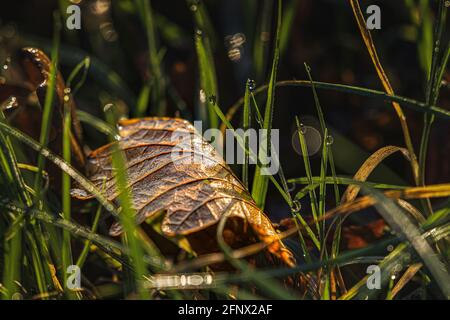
xmin=170 ymin=121 xmax=280 ymax=175
xmin=66 ymin=265 xmax=81 ymax=290
xmin=366 ymin=5 xmax=381 ymax=30
xmin=366 ymin=265 xmax=381 ymax=290
xmin=66 ymin=4 xmax=81 ymax=30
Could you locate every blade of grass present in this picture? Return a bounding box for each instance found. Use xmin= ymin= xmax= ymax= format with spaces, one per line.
xmin=33 ymin=12 xmax=61 ymax=197
xmin=66 ymin=56 xmax=90 ymax=96
xmin=295 ymin=117 xmax=320 ymax=243
xmin=62 ymin=92 xmax=73 ymax=296
xmin=76 ymin=110 xmax=117 ymax=137
xmin=291 ymin=176 xmax=408 ymax=189
xmin=341 ymin=146 xmax=411 ymax=203
xmin=222 ymin=79 xmax=450 ymax=135
xmin=349 ymin=0 xmax=420 ymax=185
xmin=419 ymin=0 xmax=449 ymax=188
xmin=242 ymin=79 xmax=251 ymax=188
xmin=76 ymin=204 xmax=102 ymax=268
xmin=303 ymin=63 xmax=341 ymax=206
xmin=104 ymin=104 xmax=150 ymax=299
xmin=194 ymin=28 xmax=219 ymax=128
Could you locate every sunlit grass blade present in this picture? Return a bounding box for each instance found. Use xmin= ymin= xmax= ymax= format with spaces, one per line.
xmin=349 ymin=0 xmax=419 ymax=185
xmin=295 ymin=116 xmax=320 ymax=241
xmin=210 ymin=100 xmax=291 ymax=205
xmin=194 ymin=27 xmax=219 ymax=129
xmin=341 ymin=146 xmax=410 ymax=203
xmin=104 ymin=104 xmax=150 ymax=299
xmin=66 ymin=56 xmax=90 ymax=96
xmin=62 ymin=93 xmax=74 ymax=296
xmin=242 ymin=79 xmax=251 ymax=187
xmin=303 ymin=63 xmax=341 ymax=206
xmin=291 ymin=176 xmax=409 ymax=201
xmin=222 ymin=79 xmax=450 ymax=134
xmin=76 ymin=110 xmax=117 ymax=137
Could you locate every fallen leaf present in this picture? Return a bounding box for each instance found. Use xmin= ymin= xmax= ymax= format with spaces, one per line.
xmin=0 ymin=48 xmax=86 ymax=174
xmin=72 ymin=117 xmax=295 ymax=267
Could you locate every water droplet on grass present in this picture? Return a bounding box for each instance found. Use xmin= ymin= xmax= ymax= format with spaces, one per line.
xmin=326 ymin=135 xmax=334 ymax=145
xmin=247 ymin=79 xmax=256 ymax=92
xmin=1 ymin=96 xmax=18 ymax=111
xmin=291 ymin=200 xmax=301 ymax=213
xmin=299 ymin=123 xmax=307 ymax=135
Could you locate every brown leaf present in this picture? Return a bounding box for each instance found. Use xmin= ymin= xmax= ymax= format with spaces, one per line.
xmin=18 ymin=47 xmax=85 ymax=168
xmin=72 ymin=117 xmax=295 ymax=267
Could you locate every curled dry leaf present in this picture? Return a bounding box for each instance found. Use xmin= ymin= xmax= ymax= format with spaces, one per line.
xmin=0 ymin=47 xmax=85 ymax=172
xmin=71 ymin=117 xmax=295 ymax=267
xmin=18 ymin=47 xmax=85 ymax=167
xmin=341 ymin=145 xmax=410 ymax=203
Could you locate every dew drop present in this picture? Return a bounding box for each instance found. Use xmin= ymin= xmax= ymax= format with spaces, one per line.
xmin=64 ymin=87 xmax=71 ymax=95
xmin=287 ymin=182 xmax=296 ymax=192
xmin=247 ymin=79 xmax=256 ymax=92
xmin=299 ymin=123 xmax=307 ymax=135
xmin=199 ymin=89 xmax=206 ymax=103
xmin=103 ymin=103 xmax=115 ymax=113
xmin=195 ymin=29 xmax=203 ymax=37
xmin=2 ymin=57 xmax=11 ymax=71
xmin=2 ymin=96 xmax=18 ymax=111
xmin=291 ymin=200 xmax=301 ymax=213
xmin=326 ymin=135 xmax=334 ymax=145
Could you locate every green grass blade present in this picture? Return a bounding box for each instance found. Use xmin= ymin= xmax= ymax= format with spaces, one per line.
xmin=295 ymin=117 xmax=320 ymax=240
xmin=104 ymin=104 xmax=150 ymax=299
xmin=242 ymin=80 xmax=251 ymax=187
xmin=62 ymin=95 xmax=74 ymax=296
xmin=226 ymin=80 xmax=450 ymax=123
xmin=66 ymin=56 xmax=90 ymax=96
xmin=34 ymin=12 xmax=61 ymax=197
xmin=194 ymin=29 xmax=219 ymax=128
